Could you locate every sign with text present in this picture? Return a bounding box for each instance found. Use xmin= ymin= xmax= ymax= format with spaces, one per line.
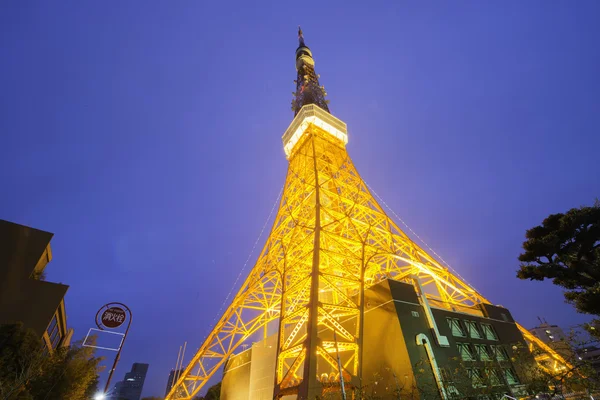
xmin=101 ymin=306 xmax=126 ymax=329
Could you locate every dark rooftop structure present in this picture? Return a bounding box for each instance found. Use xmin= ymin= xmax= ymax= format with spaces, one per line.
xmin=0 ymin=219 xmax=72 ymax=353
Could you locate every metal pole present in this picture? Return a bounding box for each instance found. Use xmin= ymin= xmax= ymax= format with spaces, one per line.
xmin=177 ymin=341 xmax=187 ymax=383
xmin=173 ymin=345 xmax=182 ymax=390
xmin=98 ymin=302 xmax=132 ymax=394
xmin=333 ymin=331 xmax=347 ymax=400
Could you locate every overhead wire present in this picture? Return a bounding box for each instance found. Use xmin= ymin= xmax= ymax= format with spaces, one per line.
xmin=197 ymin=185 xmax=284 ymax=348
xmin=364 ymin=180 xmax=479 ymax=293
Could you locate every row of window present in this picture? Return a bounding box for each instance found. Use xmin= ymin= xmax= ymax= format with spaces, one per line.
xmin=445 ymin=367 xmax=520 ymax=398
xmin=45 ymin=313 xmax=63 ymax=351
xmin=448 ymin=318 xmax=498 ymax=340
xmin=457 ymin=342 xmax=509 ymax=362
xmin=468 ymin=367 xmax=519 ymax=387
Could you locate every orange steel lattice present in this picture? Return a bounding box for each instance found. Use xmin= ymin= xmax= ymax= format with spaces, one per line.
xmin=166 ymin=30 xmax=570 ymax=400
xmin=166 ymin=109 xmax=570 ymax=399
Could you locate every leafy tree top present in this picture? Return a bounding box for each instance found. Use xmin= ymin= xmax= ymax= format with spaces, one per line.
xmin=517 ymin=201 xmax=600 ymax=316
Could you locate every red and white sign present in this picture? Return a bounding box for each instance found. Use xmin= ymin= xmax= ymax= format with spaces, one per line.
xmin=101 ymin=307 xmax=126 ymax=329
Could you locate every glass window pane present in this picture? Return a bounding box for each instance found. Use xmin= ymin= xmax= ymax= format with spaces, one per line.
xmin=482 ymin=324 xmax=498 ymax=340
xmin=467 ymin=321 xmax=482 ymax=339
xmin=447 ymin=318 xmax=465 ymax=337
xmin=47 ymin=315 xmax=58 ymax=336
xmin=504 ymin=368 xmax=519 ymax=385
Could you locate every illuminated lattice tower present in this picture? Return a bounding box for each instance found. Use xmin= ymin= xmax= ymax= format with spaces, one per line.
xmin=166 ymin=28 xmax=569 ymax=400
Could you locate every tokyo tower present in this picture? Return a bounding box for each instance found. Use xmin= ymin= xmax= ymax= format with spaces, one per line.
xmin=166 ymin=28 xmax=569 ymax=400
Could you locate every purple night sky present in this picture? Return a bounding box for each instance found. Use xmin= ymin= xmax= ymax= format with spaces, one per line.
xmin=1 ymin=2 xmax=599 ymax=397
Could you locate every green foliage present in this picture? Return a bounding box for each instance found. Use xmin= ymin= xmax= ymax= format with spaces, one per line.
xmin=204 ymin=381 xmax=221 ymax=400
xmin=0 ymin=323 xmax=103 ymax=400
xmin=510 ymin=329 xmax=600 ymax=398
xmin=187 ymin=382 xmax=220 ymax=400
xmin=0 ymin=323 xmax=44 ymax=399
xmin=517 ymin=201 xmax=600 ymax=335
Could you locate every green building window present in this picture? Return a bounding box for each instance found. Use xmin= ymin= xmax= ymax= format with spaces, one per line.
xmin=490 ymin=345 xmax=509 ymax=361
xmin=481 ymin=323 xmax=498 ymax=340
xmin=503 ymin=368 xmax=519 ymax=385
xmin=467 ymin=368 xmax=484 ymax=388
xmin=474 ymin=344 xmax=491 ymax=361
xmin=465 ymin=321 xmax=482 ymax=339
xmin=457 ymin=343 xmax=475 ymax=361
xmin=447 ymin=318 xmax=466 ymax=337
xmin=485 ymin=369 xmax=502 ymax=386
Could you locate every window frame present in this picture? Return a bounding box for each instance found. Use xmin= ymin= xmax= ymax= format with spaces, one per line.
xmin=466 ymin=320 xmax=483 ymax=339
xmin=457 ymin=342 xmax=475 ymax=361
xmin=503 ymin=368 xmax=519 ymax=385
xmin=490 ymin=345 xmax=509 ymax=361
xmin=481 ymin=323 xmax=498 ymax=341
xmin=467 ymin=368 xmax=484 ymax=388
xmin=485 ymin=368 xmax=502 ymax=386
xmin=447 ymin=318 xmax=466 ymax=337
xmin=474 ymin=344 xmax=492 ymax=361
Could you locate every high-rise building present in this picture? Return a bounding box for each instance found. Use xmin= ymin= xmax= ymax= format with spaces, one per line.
xmin=530 ymin=321 xmax=567 ymax=344
xmin=530 ymin=321 xmax=571 ymax=358
xmin=577 ymin=345 xmax=600 ymax=375
xmin=166 ymin=28 xmax=571 ymax=400
xmin=112 ymin=363 xmax=149 ymax=400
xmin=0 ymin=219 xmax=73 ymax=353
xmin=165 ymin=369 xmax=184 ymax=397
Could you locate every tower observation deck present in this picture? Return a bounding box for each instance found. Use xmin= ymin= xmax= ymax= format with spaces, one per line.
xmin=166 ymin=28 xmax=571 ymax=400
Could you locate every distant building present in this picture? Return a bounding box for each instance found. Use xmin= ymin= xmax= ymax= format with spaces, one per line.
xmin=577 ymin=345 xmax=600 ymax=375
xmin=165 ymin=369 xmax=184 ymax=397
xmin=530 ymin=321 xmax=567 ymax=343
xmin=112 ymin=363 xmax=149 ymax=400
xmin=529 ymin=321 xmax=571 ymax=358
xmin=0 ymin=219 xmax=73 ymax=354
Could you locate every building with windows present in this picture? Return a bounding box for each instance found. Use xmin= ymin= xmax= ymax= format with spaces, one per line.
xmin=577 ymin=345 xmax=600 ymax=375
xmin=112 ymin=363 xmax=149 ymax=400
xmin=529 ymin=322 xmax=571 ymax=358
xmin=0 ymin=219 xmax=72 ymax=353
xmin=220 ymin=279 xmax=537 ymax=399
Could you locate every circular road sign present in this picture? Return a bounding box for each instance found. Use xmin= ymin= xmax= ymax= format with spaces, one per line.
xmin=101 ymin=306 xmax=126 ymax=329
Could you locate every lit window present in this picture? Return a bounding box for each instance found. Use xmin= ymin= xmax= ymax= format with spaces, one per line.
xmin=457 ymin=343 xmax=475 ymax=361
xmin=481 ymin=324 xmax=498 ymax=341
xmin=474 ymin=344 xmax=491 ymax=361
xmin=466 ymin=321 xmax=482 ymax=339
xmin=411 ymin=311 xmax=419 ymax=318
xmin=447 ymin=318 xmax=466 ymax=337
xmin=545 ymin=330 xmax=551 ymax=334
xmin=549 ymin=335 xmax=554 ymax=340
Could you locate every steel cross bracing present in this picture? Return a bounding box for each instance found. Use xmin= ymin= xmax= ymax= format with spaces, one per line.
xmin=166 ymin=122 xmax=571 ymax=400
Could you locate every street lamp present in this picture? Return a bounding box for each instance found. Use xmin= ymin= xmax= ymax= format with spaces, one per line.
xmin=94 ymin=393 xmax=106 ymax=400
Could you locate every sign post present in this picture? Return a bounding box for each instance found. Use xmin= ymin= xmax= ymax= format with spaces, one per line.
xmin=94 ymin=302 xmax=132 ymax=394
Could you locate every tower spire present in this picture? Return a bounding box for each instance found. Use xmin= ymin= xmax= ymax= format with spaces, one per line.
xmin=298 ymin=25 xmax=305 ymax=47
xmin=292 ymin=27 xmax=330 ymax=115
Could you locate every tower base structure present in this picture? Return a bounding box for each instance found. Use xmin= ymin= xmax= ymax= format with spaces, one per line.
xmin=221 ymin=279 xmax=536 ymax=400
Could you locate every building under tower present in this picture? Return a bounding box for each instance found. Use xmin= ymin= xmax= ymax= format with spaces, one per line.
xmin=166 ymin=28 xmax=571 ymax=400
